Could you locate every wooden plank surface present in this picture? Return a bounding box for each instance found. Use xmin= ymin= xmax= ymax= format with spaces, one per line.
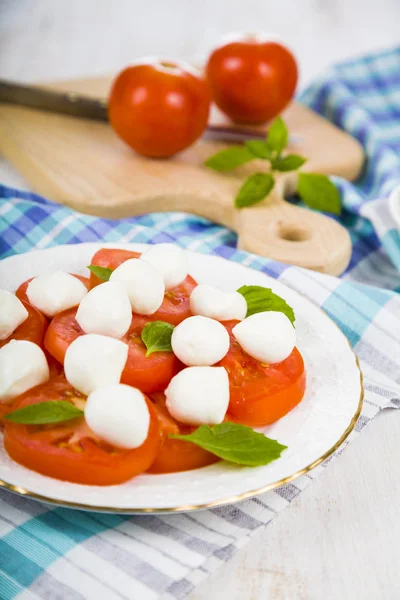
xmin=1 ymin=1 xmax=399 ymax=598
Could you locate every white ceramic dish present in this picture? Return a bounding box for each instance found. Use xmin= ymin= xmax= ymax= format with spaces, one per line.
xmin=389 ymin=184 xmax=400 ymax=230
xmin=0 ymin=243 xmax=363 ymax=513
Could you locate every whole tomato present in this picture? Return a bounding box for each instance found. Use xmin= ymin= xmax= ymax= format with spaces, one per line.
xmin=108 ymin=59 xmax=211 ymax=157
xmin=206 ymin=36 xmax=298 ymax=124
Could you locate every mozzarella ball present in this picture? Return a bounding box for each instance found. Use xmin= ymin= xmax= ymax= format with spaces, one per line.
xmin=233 ymin=311 xmax=296 ymax=364
xmin=27 ymin=271 xmax=87 ymax=317
xmin=0 ymin=340 xmax=50 ymax=404
xmin=64 ymin=334 xmax=128 ymax=396
xmin=165 ymin=366 xmax=229 ymax=425
xmin=76 ymin=281 xmax=132 ymax=338
xmin=85 ymin=384 xmax=150 ymax=449
xmin=141 ymin=243 xmax=188 ymax=290
xmin=171 ymin=315 xmax=230 ymax=366
xmin=0 ymin=290 xmax=28 ymax=340
xmin=110 ymin=259 xmax=165 ymax=315
xmin=190 ymin=284 xmax=247 ymax=321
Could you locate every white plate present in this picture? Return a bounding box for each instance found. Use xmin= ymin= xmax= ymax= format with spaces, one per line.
xmin=0 ymin=243 xmax=363 ymax=513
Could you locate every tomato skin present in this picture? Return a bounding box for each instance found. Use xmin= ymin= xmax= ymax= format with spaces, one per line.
xmin=206 ymin=37 xmax=298 ymax=124
xmin=89 ymin=248 xmax=141 ymax=288
xmin=16 ymin=275 xmax=90 ymax=306
xmin=108 ymin=60 xmax=211 ymax=157
xmin=219 ymin=321 xmax=306 ymax=426
xmin=148 ymin=394 xmax=218 ymax=474
xmin=4 ymin=376 xmax=161 ymax=485
xmin=89 ymin=248 xmax=198 ymax=326
xmin=44 ymin=309 xmax=182 ymax=394
xmin=0 ymin=301 xmax=46 ymax=349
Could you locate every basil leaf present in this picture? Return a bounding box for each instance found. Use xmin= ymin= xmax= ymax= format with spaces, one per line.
xmin=141 ymin=321 xmax=174 ymax=357
xmin=271 ymin=154 xmax=306 ymax=172
xmin=4 ymin=401 xmax=84 ymax=425
xmin=266 ymin=117 xmax=289 ymax=155
xmin=235 ymin=173 xmax=275 ymax=208
xmin=204 ymin=146 xmax=255 ymax=172
xmin=245 ymin=140 xmax=271 ymax=159
xmin=171 ymin=422 xmax=287 ymax=466
xmin=237 ymin=285 xmax=295 ymax=325
xmin=87 ymin=265 xmax=113 ymax=281
xmin=297 ymin=173 xmax=341 ymax=215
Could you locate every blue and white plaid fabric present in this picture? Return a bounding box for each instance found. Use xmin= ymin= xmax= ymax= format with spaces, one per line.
xmin=1 ymin=47 xmax=400 ymax=600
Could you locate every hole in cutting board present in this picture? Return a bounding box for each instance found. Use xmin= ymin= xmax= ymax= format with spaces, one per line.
xmin=277 ymin=222 xmax=312 ymax=242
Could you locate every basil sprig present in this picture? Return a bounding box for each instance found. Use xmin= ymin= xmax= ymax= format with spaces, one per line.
xmin=87 ymin=265 xmax=113 ymax=281
xmin=171 ymin=422 xmax=287 ymax=466
xmin=141 ymin=321 xmax=174 ymax=356
xmin=205 ymin=116 xmax=341 ymax=214
xmin=237 ymin=285 xmax=295 ymax=325
xmin=4 ymin=401 xmax=84 ymax=425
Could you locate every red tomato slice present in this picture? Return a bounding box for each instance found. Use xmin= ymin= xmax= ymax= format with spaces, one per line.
xmin=44 ymin=309 xmax=182 ymax=393
xmin=4 ymin=376 xmax=160 ymax=485
xmin=89 ymin=247 xmax=197 ymax=325
xmin=0 ymin=300 xmax=46 ymax=349
xmin=148 ymin=393 xmax=218 ymax=473
xmin=219 ymin=321 xmax=306 ymax=427
xmin=16 ymin=275 xmax=90 ymax=306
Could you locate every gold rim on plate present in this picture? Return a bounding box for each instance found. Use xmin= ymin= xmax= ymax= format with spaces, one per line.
xmin=0 ymin=346 xmax=364 ymax=514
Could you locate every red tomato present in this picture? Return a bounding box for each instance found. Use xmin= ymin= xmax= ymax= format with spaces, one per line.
xmin=44 ymin=309 xmax=181 ymax=394
xmin=16 ymin=275 xmax=90 ymax=306
xmin=89 ymin=248 xmax=197 ymax=325
xmin=108 ymin=59 xmax=211 ymax=157
xmin=89 ymin=248 xmax=141 ymax=288
xmin=206 ymin=36 xmax=298 ymax=124
xmin=148 ymin=394 xmax=218 ymax=473
xmin=0 ymin=300 xmax=46 ymax=349
xmin=219 ymin=321 xmax=306 ymax=426
xmin=4 ymin=376 xmax=160 ymax=485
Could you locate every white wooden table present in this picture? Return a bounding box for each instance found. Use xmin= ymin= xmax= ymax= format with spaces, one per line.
xmin=1 ymin=1 xmax=400 ymax=598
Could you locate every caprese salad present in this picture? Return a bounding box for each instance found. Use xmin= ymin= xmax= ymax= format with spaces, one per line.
xmin=0 ymin=245 xmax=306 ymax=485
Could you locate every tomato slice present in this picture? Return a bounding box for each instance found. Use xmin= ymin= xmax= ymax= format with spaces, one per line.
xmin=44 ymin=309 xmax=182 ymax=393
xmin=148 ymin=393 xmax=218 ymax=473
xmin=219 ymin=321 xmax=306 ymax=427
xmin=4 ymin=376 xmax=160 ymax=485
xmin=0 ymin=300 xmax=46 ymax=349
xmin=89 ymin=247 xmax=197 ymax=325
xmin=16 ymin=274 xmax=90 ymax=306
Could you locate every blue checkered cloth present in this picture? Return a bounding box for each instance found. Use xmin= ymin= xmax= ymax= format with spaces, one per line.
xmin=1 ymin=47 xmax=400 ymax=600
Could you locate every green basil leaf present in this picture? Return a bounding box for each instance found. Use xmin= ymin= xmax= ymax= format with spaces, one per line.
xmin=245 ymin=140 xmax=272 ymax=159
xmin=237 ymin=285 xmax=295 ymax=325
xmin=141 ymin=321 xmax=174 ymax=357
xmin=204 ymin=146 xmax=255 ymax=172
xmin=171 ymin=422 xmax=287 ymax=466
xmin=271 ymin=154 xmax=306 ymax=172
xmin=4 ymin=401 xmax=84 ymax=425
xmin=87 ymin=265 xmax=113 ymax=281
xmin=266 ymin=117 xmax=289 ymax=155
xmin=235 ymin=173 xmax=275 ymax=208
xmin=297 ymin=173 xmax=341 ymax=215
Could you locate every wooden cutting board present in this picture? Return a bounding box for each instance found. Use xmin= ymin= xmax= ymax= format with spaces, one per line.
xmin=0 ymin=75 xmax=364 ymax=275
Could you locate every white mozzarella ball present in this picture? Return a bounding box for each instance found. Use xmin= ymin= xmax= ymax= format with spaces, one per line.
xmin=190 ymin=284 xmax=247 ymax=321
xmin=110 ymin=259 xmax=165 ymax=315
xmin=232 ymin=311 xmax=296 ymax=364
xmin=0 ymin=340 xmax=49 ymax=404
xmin=64 ymin=334 xmax=128 ymax=396
xmin=165 ymin=366 xmax=229 ymax=425
xmin=85 ymin=384 xmax=150 ymax=449
xmin=27 ymin=271 xmax=87 ymax=317
xmin=141 ymin=243 xmax=188 ymax=290
xmin=76 ymin=282 xmax=132 ymax=338
xmin=0 ymin=290 xmax=29 ymax=340
xmin=171 ymin=315 xmax=230 ymax=366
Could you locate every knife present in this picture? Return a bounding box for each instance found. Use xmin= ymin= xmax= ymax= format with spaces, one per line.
xmin=0 ymin=79 xmax=303 ymax=143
